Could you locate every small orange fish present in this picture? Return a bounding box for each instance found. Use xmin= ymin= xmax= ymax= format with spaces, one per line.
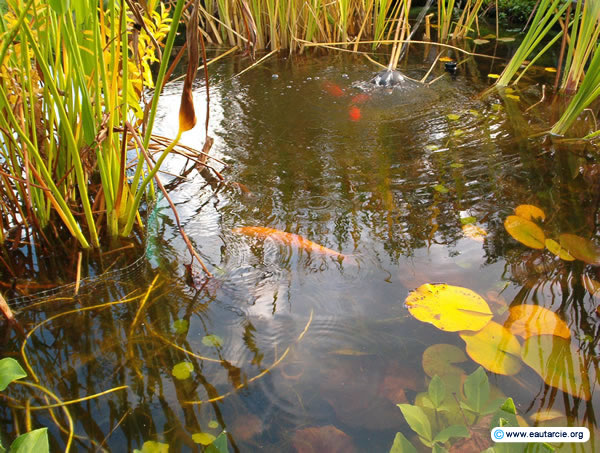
xmin=349 ymin=106 xmax=361 ymax=122
xmin=323 ymin=81 xmax=345 ymax=97
xmin=351 ymin=93 xmax=370 ymax=104
xmin=233 ymin=226 xmax=346 ymax=259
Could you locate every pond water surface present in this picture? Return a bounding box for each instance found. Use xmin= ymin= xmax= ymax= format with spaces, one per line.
xmin=3 ymin=48 xmax=600 ymax=452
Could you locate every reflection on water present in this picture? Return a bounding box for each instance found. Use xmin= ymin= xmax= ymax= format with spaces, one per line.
xmin=2 ymin=50 xmax=600 ymax=452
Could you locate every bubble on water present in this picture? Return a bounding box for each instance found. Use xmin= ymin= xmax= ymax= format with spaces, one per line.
xmin=272 ymin=74 xmax=279 ymax=79
xmin=341 ymin=73 xmax=349 ymax=79
xmin=307 ymin=77 xmax=312 ymax=81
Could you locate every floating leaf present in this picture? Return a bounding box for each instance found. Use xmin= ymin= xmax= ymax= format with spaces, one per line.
xmin=202 ymin=334 xmax=224 ymax=347
xmin=447 ymin=113 xmax=460 ymax=121
xmin=192 ymin=432 xmax=216 ymax=445
xmin=172 ymin=361 xmax=194 ymax=380
xmin=544 ymin=67 xmax=557 ymax=73
xmin=473 ymin=39 xmax=490 ymax=45
xmin=460 ymin=216 xmax=476 ymax=225
xmin=406 ymin=284 xmax=493 ymax=332
xmin=439 ymin=56 xmax=453 ymax=62
xmin=506 ymin=94 xmax=520 ymax=101
xmin=514 ymin=204 xmax=546 ymax=222
xmin=497 ymin=37 xmax=516 ymax=42
xmin=482 ymin=34 xmax=496 ymax=39
xmin=506 ymin=305 xmax=570 ymax=340
xmin=459 ymin=322 xmax=522 ymax=375
xmin=530 ymin=409 xmax=565 ymax=423
xmin=521 ymin=335 xmax=592 ymax=400
xmin=504 ymin=215 xmax=545 ymax=249
xmin=422 ymin=344 xmax=468 ymax=379
xmin=134 ymin=441 xmax=169 ymax=453
xmin=208 ymin=421 xmax=220 ymax=429
xmin=487 ymin=73 xmax=500 ymax=79
xmin=559 ymin=233 xmax=600 ymax=265
xmin=545 ymin=239 xmax=575 ymax=261
xmin=172 ymin=319 xmax=189 ymax=335
xmin=433 ymin=184 xmax=449 ymax=194
xmin=0 ymin=358 xmax=27 ymax=391
xmin=451 ymin=162 xmax=464 ymax=168
xmin=462 ymin=224 xmax=487 ymax=242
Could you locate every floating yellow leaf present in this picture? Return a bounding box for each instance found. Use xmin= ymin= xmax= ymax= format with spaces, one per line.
xmin=459 ymin=321 xmax=522 ymax=375
xmin=545 ymin=239 xmax=575 ymax=261
xmin=447 ymin=113 xmax=460 ymax=121
xmin=497 ymin=37 xmax=516 ymax=42
xmin=514 ymin=204 xmax=546 ymax=222
xmin=504 ymin=215 xmax=545 ymax=249
xmin=559 ymin=233 xmax=600 ymax=265
xmin=462 ymin=224 xmax=487 ymax=242
xmin=521 ymin=335 xmax=592 ymax=400
xmin=192 ymin=432 xmax=216 ymax=445
xmin=473 ymin=39 xmax=490 ymax=45
xmin=506 ymin=94 xmax=520 ymax=101
xmin=505 ymin=305 xmax=570 ymax=340
xmin=530 ymin=409 xmax=565 ymax=423
xmin=582 ymin=275 xmax=600 ymax=296
xmin=544 ymin=67 xmax=557 ymax=73
xmin=439 ymin=56 xmax=453 ymax=62
xmin=405 ymin=284 xmax=493 ymax=332
xmin=487 ymin=73 xmax=500 ymax=79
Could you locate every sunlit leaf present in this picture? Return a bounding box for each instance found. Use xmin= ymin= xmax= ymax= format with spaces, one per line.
xmin=172 ymin=319 xmax=189 ymax=334
xmin=390 ymin=432 xmax=417 ymax=453
xmin=192 ymin=432 xmax=216 ymax=445
xmin=544 ymin=67 xmax=557 ymax=73
xmin=0 ymin=358 xmax=27 ymax=391
xmin=473 ymin=39 xmax=490 ymax=45
xmin=505 ymin=305 xmax=570 ymax=340
xmin=439 ymin=56 xmax=453 ymax=62
xmin=433 ymin=184 xmax=449 ymax=193
xmin=208 ymin=421 xmax=220 ymax=429
xmin=447 ymin=113 xmax=460 ymax=121
xmin=521 ymin=335 xmax=592 ymax=400
xmin=545 ymin=239 xmax=575 ymax=261
xmin=398 ymin=404 xmax=432 ymax=443
xmin=459 ymin=322 xmax=521 ymax=375
xmin=405 ymin=284 xmax=493 ymax=332
xmin=133 ymin=440 xmax=169 ymax=453
xmin=497 ymin=37 xmax=516 ymax=42
xmin=178 ymin=0 xmax=200 ymax=133
xmin=202 ymin=334 xmax=224 ymax=347
xmin=530 ymin=409 xmax=565 ymax=423
xmin=559 ymin=233 xmax=600 ymax=265
xmin=504 ymin=215 xmax=545 ymax=249
xmin=487 ymin=73 xmax=501 ymax=79
xmin=9 ymin=428 xmax=49 ymax=453
xmin=514 ymin=204 xmax=546 ymax=222
xmin=462 ymin=224 xmax=487 ymax=242
xmin=172 ymin=361 xmax=194 ymax=380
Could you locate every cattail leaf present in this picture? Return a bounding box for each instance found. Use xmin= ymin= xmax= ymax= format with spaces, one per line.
xmin=178 ymin=0 xmax=200 ymax=133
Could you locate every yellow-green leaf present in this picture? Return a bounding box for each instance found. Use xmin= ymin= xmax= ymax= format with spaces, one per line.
xmin=487 ymin=73 xmax=500 ymax=79
xmin=514 ymin=204 xmax=546 ymax=222
xmin=545 ymin=239 xmax=575 ymax=261
xmin=405 ymin=284 xmax=493 ymax=332
xmin=544 ymin=67 xmax=557 ymax=73
xmin=447 ymin=113 xmax=460 ymax=121
xmin=497 ymin=37 xmax=516 ymax=42
xmin=192 ymin=432 xmax=216 ymax=445
xmin=504 ymin=215 xmax=545 ymax=249
xmin=459 ymin=321 xmax=522 ymax=375
xmin=530 ymin=409 xmax=565 ymax=423
xmin=172 ymin=361 xmax=194 ymax=380
xmin=559 ymin=233 xmax=600 ymax=265
xmin=521 ymin=335 xmax=591 ymax=400
xmin=439 ymin=56 xmax=453 ymax=62
xmin=505 ymin=305 xmax=570 ymax=340
xmin=506 ymin=94 xmax=520 ymax=101
xmin=473 ymin=39 xmax=490 ymax=45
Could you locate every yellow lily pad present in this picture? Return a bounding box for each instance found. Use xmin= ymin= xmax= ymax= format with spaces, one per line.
xmin=504 ymin=215 xmax=545 ymax=249
xmin=514 ymin=204 xmax=546 ymax=222
xmin=462 ymin=224 xmax=487 ymax=242
xmin=530 ymin=409 xmax=565 ymax=423
xmin=487 ymin=73 xmax=500 ymax=79
xmin=559 ymin=233 xmax=600 ymax=265
xmin=544 ymin=67 xmax=557 ymax=73
xmin=192 ymin=432 xmax=216 ymax=445
xmin=459 ymin=321 xmax=522 ymax=375
xmin=545 ymin=239 xmax=575 ymax=261
xmin=473 ymin=39 xmax=490 ymax=45
xmin=521 ymin=335 xmax=592 ymax=400
xmin=439 ymin=56 xmax=453 ymax=62
xmin=505 ymin=305 xmax=570 ymax=340
xmin=405 ymin=284 xmax=493 ymax=332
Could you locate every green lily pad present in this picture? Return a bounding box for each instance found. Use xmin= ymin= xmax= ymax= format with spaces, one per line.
xmin=433 ymin=184 xmax=449 ymax=194
xmin=559 ymin=233 xmax=600 ymax=265
xmin=192 ymin=432 xmax=216 ymax=445
xmin=133 ymin=440 xmax=169 ymax=453
xmin=172 ymin=361 xmax=194 ymax=380
xmin=202 ymin=334 xmax=224 ymax=347
xmin=172 ymin=319 xmax=189 ymax=335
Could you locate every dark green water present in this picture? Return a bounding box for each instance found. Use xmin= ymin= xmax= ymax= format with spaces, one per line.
xmin=2 ymin=48 xmax=600 ymax=452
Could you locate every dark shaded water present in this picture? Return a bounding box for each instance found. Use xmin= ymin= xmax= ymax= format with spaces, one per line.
xmin=2 ymin=47 xmax=600 ymax=452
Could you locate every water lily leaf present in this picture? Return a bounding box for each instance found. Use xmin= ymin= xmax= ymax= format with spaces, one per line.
xmin=545 ymin=239 xmax=575 ymax=261
xmin=202 ymin=334 xmax=224 ymax=347
xmin=487 ymin=73 xmax=500 ymax=79
xmin=422 ymin=344 xmax=467 ymax=379
xmin=514 ymin=204 xmax=545 ymax=222
xmin=460 ymin=216 xmax=477 ymax=225
xmin=172 ymin=319 xmax=189 ymax=334
xmin=521 ymin=335 xmax=592 ymax=400
xmin=172 ymin=361 xmax=194 ymax=380
xmin=433 ymin=184 xmax=449 ymax=193
xmin=504 ymin=216 xmax=545 ymax=249
xmin=459 ymin=322 xmax=522 ymax=375
xmin=208 ymin=421 xmax=220 ymax=429
xmin=447 ymin=113 xmax=460 ymax=121
xmin=506 ymin=94 xmax=520 ymax=101
xmin=544 ymin=67 xmax=557 ymax=73
xmin=506 ymin=305 xmax=570 ymax=340
xmin=497 ymin=37 xmax=516 ymax=42
xmin=473 ymin=39 xmax=490 ymax=45
xmin=462 ymin=224 xmax=487 ymax=242
xmin=134 ymin=441 xmax=169 ymax=453
xmin=405 ymin=284 xmax=493 ymax=332
xmin=192 ymin=432 xmax=216 ymax=445
xmin=559 ymin=233 xmax=600 ymax=265
xmin=0 ymin=358 xmax=27 ymax=391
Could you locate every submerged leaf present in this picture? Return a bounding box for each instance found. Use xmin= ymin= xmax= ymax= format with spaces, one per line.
xmin=172 ymin=361 xmax=194 ymax=380
xmin=447 ymin=113 xmax=460 ymax=121
xmin=545 ymin=239 xmax=575 ymax=261
xmin=422 ymin=344 xmax=467 ymax=392
xmin=559 ymin=234 xmax=600 ymax=265
xmin=292 ymin=425 xmax=356 ymax=453
xmin=460 ymin=322 xmax=521 ymax=375
xmin=505 ymin=305 xmax=570 ymax=340
xmin=405 ymin=284 xmax=493 ymax=332
xmin=521 ymin=335 xmax=592 ymax=400
xmin=433 ymin=184 xmax=449 ymax=193
xmin=202 ymin=334 xmax=224 ymax=347
xmin=172 ymin=319 xmax=189 ymax=334
xmin=514 ymin=204 xmax=546 ymax=222
xmin=504 ymin=216 xmax=545 ymax=249
xmin=192 ymin=432 xmax=216 ymax=445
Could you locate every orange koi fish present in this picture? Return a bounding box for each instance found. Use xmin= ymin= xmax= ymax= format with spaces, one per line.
xmin=233 ymin=226 xmax=347 ymax=259
xmin=351 ymin=93 xmax=370 ymax=104
xmin=349 ymin=106 xmax=361 ymax=122
xmin=323 ymin=81 xmax=345 ymax=97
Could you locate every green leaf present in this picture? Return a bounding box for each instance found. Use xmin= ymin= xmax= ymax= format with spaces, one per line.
xmin=463 ymin=367 xmax=489 ymax=414
xmin=205 ymin=431 xmax=229 ymax=453
xmin=428 ymin=375 xmax=445 ymax=409
xmin=447 ymin=113 xmax=460 ymax=121
xmin=433 ymin=425 xmax=469 ymax=443
xmin=398 ymin=404 xmax=432 ymax=443
xmin=172 ymin=361 xmax=194 ymax=380
xmin=48 ymin=0 xmax=69 ymax=14
xmin=433 ymin=184 xmax=449 ymax=194
xmin=422 ymin=344 xmax=467 ymax=394
xmin=504 ymin=216 xmax=545 ymax=249
xmin=500 ymin=397 xmax=516 ymax=415
xmin=133 ymin=440 xmax=169 ymax=453
xmin=172 ymin=319 xmax=189 ymax=335
xmin=202 ymin=335 xmax=224 ymax=347
xmin=208 ymin=421 xmax=219 ymax=429
xmin=389 ymin=432 xmax=417 ymax=453
xmin=559 ymin=233 xmax=600 ymax=265
xmin=460 ymin=216 xmax=476 ymax=225
xmin=9 ymin=428 xmax=49 ymax=453
xmin=432 ymin=444 xmax=448 ymax=453
xmin=192 ymin=432 xmax=216 ymax=445
xmin=0 ymin=358 xmax=27 ymax=391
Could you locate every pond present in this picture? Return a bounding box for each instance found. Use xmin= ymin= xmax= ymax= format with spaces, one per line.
xmin=3 ymin=46 xmax=600 ymax=452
